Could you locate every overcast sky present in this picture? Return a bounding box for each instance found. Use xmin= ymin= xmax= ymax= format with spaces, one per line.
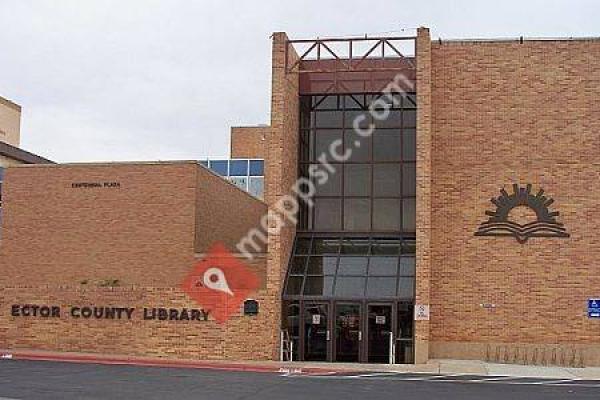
xmin=1 ymin=0 xmax=598 ymax=162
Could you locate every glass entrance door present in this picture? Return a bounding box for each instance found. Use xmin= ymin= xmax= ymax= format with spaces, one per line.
xmin=303 ymin=303 xmax=329 ymax=361
xmin=367 ymin=304 xmax=393 ymax=363
xmin=396 ymin=302 xmax=414 ymax=363
xmin=334 ymin=303 xmax=362 ymax=362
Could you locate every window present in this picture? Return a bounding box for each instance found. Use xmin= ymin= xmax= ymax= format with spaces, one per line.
xmin=204 ymin=159 xmax=265 ymax=200
xmin=208 ymin=160 xmax=228 ymax=176
xmin=248 ymin=177 xmax=264 ymax=199
xmin=284 ymin=236 xmax=415 ymax=300
xmin=249 ymin=160 xmax=264 ymax=176
xmin=299 ymin=93 xmax=416 ymax=234
xmin=314 ymin=199 xmax=342 ymax=230
xmin=228 ymin=177 xmax=247 ymax=191
xmin=229 ymin=160 xmax=248 ymax=176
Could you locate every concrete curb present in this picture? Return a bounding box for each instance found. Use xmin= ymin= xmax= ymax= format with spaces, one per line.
xmin=0 ymin=350 xmax=343 ymax=375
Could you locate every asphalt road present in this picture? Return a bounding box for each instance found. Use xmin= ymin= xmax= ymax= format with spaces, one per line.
xmin=0 ymin=360 xmax=599 ymax=400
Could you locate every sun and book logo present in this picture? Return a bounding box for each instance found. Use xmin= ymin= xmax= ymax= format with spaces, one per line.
xmin=474 ymin=184 xmax=570 ymax=244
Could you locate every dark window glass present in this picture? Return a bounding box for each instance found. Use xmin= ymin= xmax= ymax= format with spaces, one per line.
xmin=403 ymin=110 xmax=417 ymax=128
xmin=402 ymin=198 xmax=416 ymax=232
xmin=315 ymin=167 xmax=342 ymax=196
xmin=344 ymin=130 xmax=371 ymax=162
xmin=374 ymin=110 xmax=402 ymax=128
xmin=401 ymin=239 xmax=416 ymax=255
xmin=343 ymin=94 xmax=366 ymax=110
xmin=344 ymin=165 xmax=371 ymax=196
xmin=403 ymin=129 xmax=416 ymax=161
xmin=314 ymin=95 xmax=338 ymax=110
xmin=285 ymin=276 xmax=304 ymax=295
xmin=307 ymin=256 xmax=338 ymax=275
xmin=209 ymin=160 xmax=228 ymax=176
xmin=314 ymin=130 xmax=342 ymax=161
xmin=315 ymin=111 xmax=343 ymax=127
xmin=366 ymin=277 xmax=397 ymax=297
xmin=295 ymin=238 xmax=312 ymax=254
xmin=373 ymin=164 xmax=401 ymax=197
xmin=304 ymin=276 xmax=334 ymax=296
xmin=229 ymin=160 xmax=248 ymax=176
xmin=312 ymin=238 xmax=340 ymax=255
xmin=249 ymin=160 xmax=264 ymax=176
xmin=403 ymin=94 xmax=417 ymax=109
xmin=341 ymin=239 xmax=370 ymax=254
xmin=399 ymin=257 xmax=416 ymax=276
xmin=371 ymin=239 xmax=400 ymax=255
xmin=368 ymin=256 xmax=398 ymax=276
xmin=284 ymin=236 xmax=416 ymax=300
xmin=337 ymin=256 xmax=368 ymax=275
xmin=344 ymin=199 xmax=371 ymax=231
xmin=397 ymin=277 xmax=415 ymax=299
xmin=299 ymin=131 xmax=313 ymax=162
xmin=344 ymin=110 xmax=371 ymax=129
xmin=402 ymin=163 xmax=416 ymax=196
xmin=289 ymin=256 xmax=308 ymax=275
xmin=314 ymin=198 xmax=342 ymax=230
xmin=368 ymin=94 xmax=398 ymax=109
xmin=397 ymin=302 xmax=414 ymax=339
xmin=334 ymin=277 xmax=366 ymax=297
xmin=373 ymin=199 xmax=401 ymax=231
xmin=373 ymin=130 xmax=401 ymax=161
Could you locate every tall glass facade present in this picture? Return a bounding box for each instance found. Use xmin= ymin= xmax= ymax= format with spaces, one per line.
xmin=283 ymin=92 xmax=417 ymax=363
xmin=297 ymin=93 xmax=416 ymax=233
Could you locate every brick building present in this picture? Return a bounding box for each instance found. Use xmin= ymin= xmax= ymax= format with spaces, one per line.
xmin=0 ymin=95 xmax=53 ymax=221
xmin=1 ymin=28 xmax=599 ymax=366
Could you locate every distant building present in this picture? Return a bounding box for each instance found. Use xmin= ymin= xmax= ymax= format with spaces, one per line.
xmin=0 ymin=95 xmax=53 ymax=216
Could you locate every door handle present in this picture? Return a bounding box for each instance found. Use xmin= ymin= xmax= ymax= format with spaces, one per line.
xmin=326 ymin=330 xmax=331 ymax=341
xmin=358 ymin=331 xmax=362 ymax=341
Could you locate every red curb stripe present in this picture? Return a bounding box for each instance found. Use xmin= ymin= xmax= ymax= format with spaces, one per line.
xmin=2 ymin=352 xmax=342 ymax=375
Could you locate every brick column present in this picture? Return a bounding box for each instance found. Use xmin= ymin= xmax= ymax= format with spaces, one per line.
xmin=414 ymin=26 xmax=432 ymax=364
xmin=265 ymin=32 xmax=300 ymax=359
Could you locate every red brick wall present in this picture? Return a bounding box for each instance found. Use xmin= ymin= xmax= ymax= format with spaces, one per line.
xmin=415 ymin=27 xmax=433 ymax=363
xmin=195 ymin=165 xmax=267 ymax=254
xmin=0 ymin=162 xmax=274 ymax=360
xmin=429 ymin=39 xmax=600 ymax=365
xmin=0 ymin=162 xmax=197 ymax=287
xmin=230 ymin=126 xmax=268 ymax=159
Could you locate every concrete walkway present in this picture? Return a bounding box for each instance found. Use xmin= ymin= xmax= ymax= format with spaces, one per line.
xmin=2 ymin=349 xmax=600 ymax=380
xmin=279 ymin=359 xmax=600 ymax=380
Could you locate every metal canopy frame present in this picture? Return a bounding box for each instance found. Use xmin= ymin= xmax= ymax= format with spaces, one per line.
xmin=285 ymin=36 xmax=417 ymax=74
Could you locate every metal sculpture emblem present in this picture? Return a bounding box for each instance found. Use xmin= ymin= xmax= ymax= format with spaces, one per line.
xmin=475 ymin=184 xmax=569 ymax=243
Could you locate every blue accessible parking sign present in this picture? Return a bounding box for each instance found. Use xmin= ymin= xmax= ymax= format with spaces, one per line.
xmin=588 ymin=299 xmax=600 ymax=318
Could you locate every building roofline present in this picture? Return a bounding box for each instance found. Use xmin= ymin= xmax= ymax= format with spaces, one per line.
xmin=9 ymin=159 xmax=200 ymax=168
xmin=0 ymin=96 xmax=21 ymax=112
xmin=0 ymin=141 xmax=53 ymax=164
xmin=435 ymin=36 xmax=600 ymax=44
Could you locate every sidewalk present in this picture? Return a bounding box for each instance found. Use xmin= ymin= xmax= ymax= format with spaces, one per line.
xmin=2 ymin=349 xmax=600 ymax=380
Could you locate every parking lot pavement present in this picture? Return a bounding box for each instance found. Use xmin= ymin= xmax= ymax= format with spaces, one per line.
xmin=1 ymin=360 xmax=600 ymax=400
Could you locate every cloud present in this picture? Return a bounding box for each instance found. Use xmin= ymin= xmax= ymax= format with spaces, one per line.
xmin=0 ymin=0 xmax=597 ymax=162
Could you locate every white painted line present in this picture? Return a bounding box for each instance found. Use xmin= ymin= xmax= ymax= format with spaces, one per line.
xmin=529 ymin=379 xmax=579 ymax=385
xmin=353 ymin=372 xmax=405 ymax=378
